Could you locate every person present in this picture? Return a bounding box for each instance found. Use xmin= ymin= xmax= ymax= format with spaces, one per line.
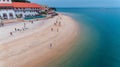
xmin=24 ymin=23 xmax=26 ymax=28
xmin=22 ymin=27 xmax=25 ymax=31
xmin=10 ymin=32 xmax=13 ymax=36
xmin=57 ymin=28 xmax=59 ymax=32
xmin=59 ymin=22 xmax=61 ymax=27
xmin=17 ymin=29 xmax=20 ymax=31
xmin=54 ymin=23 xmax=56 ymax=26
xmin=56 ymin=21 xmax=58 ymax=23
xmin=1 ymin=23 xmax=4 ymax=27
xmin=15 ymin=28 xmax=17 ymax=31
xmin=60 ymin=17 xmax=62 ymax=19
xmin=50 ymin=43 xmax=52 ymax=48
xmin=31 ymin=21 xmax=33 ymax=24
xmin=37 ymin=19 xmax=38 ymax=21
xmin=51 ymin=28 xmax=53 ymax=31
xmin=0 ymin=19 xmax=3 ymax=27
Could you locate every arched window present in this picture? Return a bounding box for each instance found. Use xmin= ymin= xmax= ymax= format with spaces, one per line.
xmin=9 ymin=13 xmax=13 ymax=19
xmin=3 ymin=13 xmax=8 ymax=19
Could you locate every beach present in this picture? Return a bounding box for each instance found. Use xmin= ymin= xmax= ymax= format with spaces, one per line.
xmin=0 ymin=14 xmax=79 ymax=67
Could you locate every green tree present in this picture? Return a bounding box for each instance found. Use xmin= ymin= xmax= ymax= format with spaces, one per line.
xmin=12 ymin=0 xmax=30 ymax=3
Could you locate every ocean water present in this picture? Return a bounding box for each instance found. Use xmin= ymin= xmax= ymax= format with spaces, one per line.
xmin=48 ymin=8 xmax=120 ymax=67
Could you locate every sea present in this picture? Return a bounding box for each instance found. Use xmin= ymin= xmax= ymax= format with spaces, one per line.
xmin=47 ymin=8 xmax=120 ymax=67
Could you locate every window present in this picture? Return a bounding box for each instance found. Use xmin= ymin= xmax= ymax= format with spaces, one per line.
xmin=3 ymin=13 xmax=8 ymax=19
xmin=9 ymin=13 xmax=13 ymax=19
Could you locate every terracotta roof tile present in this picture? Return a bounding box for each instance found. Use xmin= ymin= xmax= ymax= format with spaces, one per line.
xmin=0 ymin=2 xmax=45 ymax=9
xmin=0 ymin=4 xmax=13 ymax=7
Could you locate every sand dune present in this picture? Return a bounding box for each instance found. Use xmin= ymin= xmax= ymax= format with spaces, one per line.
xmin=0 ymin=14 xmax=79 ymax=67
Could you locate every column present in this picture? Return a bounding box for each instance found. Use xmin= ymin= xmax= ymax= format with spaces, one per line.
xmin=7 ymin=12 xmax=10 ymax=19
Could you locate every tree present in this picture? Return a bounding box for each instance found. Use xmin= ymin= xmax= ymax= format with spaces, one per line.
xmin=12 ymin=0 xmax=30 ymax=3
xmin=49 ymin=7 xmax=57 ymax=11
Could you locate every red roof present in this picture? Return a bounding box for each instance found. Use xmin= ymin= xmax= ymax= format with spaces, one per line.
xmin=0 ymin=4 xmax=13 ymax=7
xmin=0 ymin=2 xmax=45 ymax=9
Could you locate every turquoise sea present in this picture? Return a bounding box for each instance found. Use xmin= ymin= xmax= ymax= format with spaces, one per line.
xmin=48 ymin=8 xmax=120 ymax=67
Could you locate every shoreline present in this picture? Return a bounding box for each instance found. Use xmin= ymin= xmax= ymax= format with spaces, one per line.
xmin=0 ymin=14 xmax=80 ymax=67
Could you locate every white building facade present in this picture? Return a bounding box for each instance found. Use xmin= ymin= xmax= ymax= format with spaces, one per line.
xmin=0 ymin=0 xmax=44 ymax=19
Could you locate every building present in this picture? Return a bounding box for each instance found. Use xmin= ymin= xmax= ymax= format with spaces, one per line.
xmin=0 ymin=0 xmax=45 ymax=20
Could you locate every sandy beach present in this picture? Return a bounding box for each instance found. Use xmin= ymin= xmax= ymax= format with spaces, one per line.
xmin=0 ymin=14 xmax=79 ymax=67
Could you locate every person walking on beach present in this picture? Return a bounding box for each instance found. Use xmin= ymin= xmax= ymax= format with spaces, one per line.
xmin=59 ymin=22 xmax=61 ymax=27
xmin=56 ymin=20 xmax=58 ymax=23
xmin=54 ymin=23 xmax=56 ymax=26
xmin=57 ymin=28 xmax=59 ymax=32
xmin=31 ymin=21 xmax=34 ymax=24
xmin=60 ymin=17 xmax=62 ymax=20
xmin=15 ymin=28 xmax=17 ymax=31
xmin=36 ymin=19 xmax=38 ymax=21
xmin=0 ymin=19 xmax=4 ymax=27
xmin=50 ymin=43 xmax=53 ymax=48
xmin=10 ymin=32 xmax=13 ymax=36
xmin=51 ymin=28 xmax=53 ymax=31
xmin=24 ymin=23 xmax=26 ymax=28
